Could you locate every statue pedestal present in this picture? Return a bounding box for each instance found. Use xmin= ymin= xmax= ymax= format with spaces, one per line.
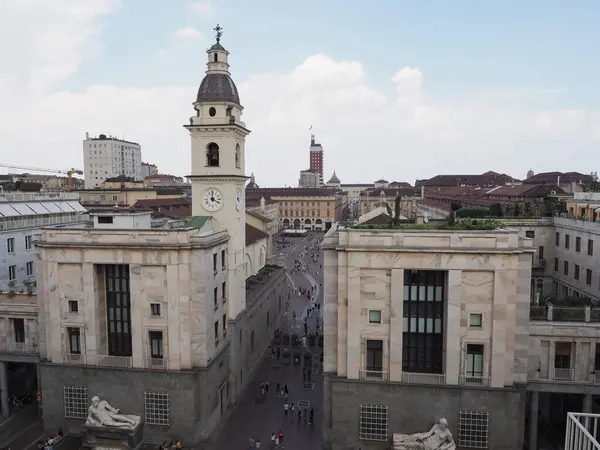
xmin=80 ymin=421 xmax=144 ymax=450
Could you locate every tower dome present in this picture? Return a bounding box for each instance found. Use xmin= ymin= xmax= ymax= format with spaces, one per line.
xmin=196 ymin=25 xmax=241 ymax=105
xmin=527 ymin=169 xmax=534 ymax=179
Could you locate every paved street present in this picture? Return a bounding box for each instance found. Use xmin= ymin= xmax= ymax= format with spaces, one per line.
xmin=211 ymin=231 xmax=324 ymax=450
xmin=0 ymin=404 xmax=44 ymax=449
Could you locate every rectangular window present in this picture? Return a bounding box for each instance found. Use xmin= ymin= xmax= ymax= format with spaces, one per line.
xmin=68 ymin=300 xmax=79 ymax=313
xmin=214 ymin=321 xmax=219 ymax=343
xmin=366 ymin=340 xmax=383 ymax=372
xmin=221 ymin=250 xmax=226 ymax=269
xmin=525 ymin=230 xmax=535 ymax=239
xmin=7 ymin=238 xmax=15 ymax=253
xmin=25 ymin=235 xmax=32 ymax=250
xmin=538 ymin=246 xmax=544 ymax=260
xmin=26 ymin=261 xmax=33 ymax=276
xmin=466 ymin=344 xmax=484 ymax=377
xmin=105 ymin=264 xmax=132 ymax=357
xmin=8 ymin=265 xmax=16 ymax=281
xmin=64 ymin=386 xmax=88 ymax=419
xmin=149 ymin=331 xmax=163 ymax=359
xmin=564 ymin=261 xmax=569 ymax=276
xmin=150 ymin=303 xmax=161 ymax=316
xmin=576 ymin=237 xmax=581 ymax=253
xmin=213 ymin=253 xmax=218 ymax=273
xmin=469 ymin=313 xmax=482 ymax=328
xmin=565 ymin=234 xmax=570 ymax=249
xmin=555 ymin=343 xmax=571 ymax=369
xmin=144 ymin=391 xmax=170 ymax=426
xmin=368 ymin=310 xmax=382 ymax=324
xmin=222 ymin=282 xmax=227 ymax=303
xmin=589 ymin=239 xmax=595 ymax=256
xmin=359 ymin=404 xmax=388 ymax=441
xmin=458 ymin=410 xmax=489 ymax=449
xmin=402 ymin=270 xmax=445 ymax=374
xmin=222 ymin=314 xmax=227 ymax=335
xmin=587 ymin=269 xmax=592 ymax=286
xmin=554 ymin=257 xmax=559 ymax=272
xmin=213 ymin=287 xmax=218 ymax=309
xmin=555 ymin=232 xmax=560 ymax=246
xmin=575 ymin=265 xmax=580 ymax=280
xmin=68 ymin=327 xmax=81 ymax=354
xmin=97 ymin=216 xmax=114 ymax=224
xmin=12 ymin=318 xmax=25 ymax=343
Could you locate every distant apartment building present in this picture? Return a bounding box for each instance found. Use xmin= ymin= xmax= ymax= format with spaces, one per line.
xmin=141 ymin=162 xmax=158 ymax=180
xmin=0 ymin=192 xmax=88 ymax=292
xmin=299 ymin=169 xmax=320 ymax=188
xmin=83 ymin=133 xmax=142 ymax=189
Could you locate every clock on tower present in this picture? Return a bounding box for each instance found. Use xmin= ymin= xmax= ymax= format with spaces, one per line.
xmin=184 ymin=24 xmax=251 ymax=403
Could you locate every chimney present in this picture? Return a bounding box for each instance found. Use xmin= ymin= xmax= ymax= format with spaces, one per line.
xmin=557 ymin=175 xmax=561 ymax=186
xmin=86 ymin=132 xmax=89 ymax=140
xmin=420 ymin=185 xmax=425 ymax=199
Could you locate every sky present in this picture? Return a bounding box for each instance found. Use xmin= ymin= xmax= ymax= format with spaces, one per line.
xmin=1 ymin=0 xmax=599 ymax=187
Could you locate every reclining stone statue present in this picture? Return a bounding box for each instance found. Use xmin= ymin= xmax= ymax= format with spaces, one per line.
xmin=86 ymin=395 xmax=141 ymax=429
xmin=392 ymin=418 xmax=455 ymax=450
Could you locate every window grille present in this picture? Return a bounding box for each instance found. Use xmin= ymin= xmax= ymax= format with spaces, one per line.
xmin=458 ymin=410 xmax=489 ymax=448
xmin=144 ymin=391 xmax=170 ymax=426
xmin=64 ymin=385 xmax=88 ymax=419
xmin=359 ymin=404 xmax=388 ymax=441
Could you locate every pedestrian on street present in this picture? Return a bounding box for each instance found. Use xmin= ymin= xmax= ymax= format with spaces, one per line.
xmin=284 ymin=402 xmax=289 ymax=417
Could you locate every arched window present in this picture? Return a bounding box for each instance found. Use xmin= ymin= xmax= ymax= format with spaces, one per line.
xmin=214 ymin=53 xmax=218 ymax=62
xmin=235 ymin=143 xmax=241 ymax=168
xmin=206 ymin=143 xmax=220 ymax=167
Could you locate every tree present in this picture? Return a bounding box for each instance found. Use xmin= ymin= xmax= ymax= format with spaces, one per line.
xmin=385 ymin=195 xmax=403 ymax=228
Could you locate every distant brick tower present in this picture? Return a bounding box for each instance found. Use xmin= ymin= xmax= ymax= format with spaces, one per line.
xmin=309 ymin=134 xmax=324 ymax=186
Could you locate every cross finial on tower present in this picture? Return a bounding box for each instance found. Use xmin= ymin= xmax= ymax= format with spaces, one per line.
xmin=214 ymin=24 xmax=223 ymax=43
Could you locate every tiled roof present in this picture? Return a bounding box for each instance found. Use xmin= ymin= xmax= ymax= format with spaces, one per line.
xmin=361 ymin=187 xmax=420 ymax=197
xmin=246 ymin=223 xmax=268 ymax=246
xmin=246 ymin=187 xmax=339 ymax=197
xmin=156 ymin=188 xmax=185 ymax=196
xmin=133 ymin=198 xmax=191 ymax=208
xmin=485 ymin=184 xmax=566 ymax=197
xmin=523 ymin=171 xmax=594 ymax=185
xmin=421 ymin=171 xmax=517 ymax=187
xmin=105 ymin=175 xmax=136 ymax=182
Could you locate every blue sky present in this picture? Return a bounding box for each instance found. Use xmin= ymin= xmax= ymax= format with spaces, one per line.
xmin=1 ymin=0 xmax=599 ymax=185
xmin=69 ymin=0 xmax=600 ymax=104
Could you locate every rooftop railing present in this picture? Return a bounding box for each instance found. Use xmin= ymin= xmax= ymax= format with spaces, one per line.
xmin=530 ymin=305 xmax=600 ymax=323
xmin=402 ymin=372 xmax=445 ymax=385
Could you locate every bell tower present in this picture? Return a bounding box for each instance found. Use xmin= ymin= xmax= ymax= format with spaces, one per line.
xmin=185 ymin=24 xmax=250 ymax=319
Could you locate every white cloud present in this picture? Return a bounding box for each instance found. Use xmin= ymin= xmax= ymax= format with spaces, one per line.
xmin=173 ymin=26 xmax=203 ymax=41
xmin=0 ymin=2 xmax=599 ymax=187
xmin=189 ymin=1 xmax=213 ymax=18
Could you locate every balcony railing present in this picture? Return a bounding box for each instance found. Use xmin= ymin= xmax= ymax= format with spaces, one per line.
xmin=529 ymin=305 xmax=600 ymax=323
xmin=359 ymin=369 xmax=390 ymax=381
xmin=459 ymin=375 xmax=490 ymax=387
xmin=553 ymin=367 xmax=575 ymax=381
xmin=62 ymin=353 xmax=85 ymax=364
xmin=565 ymin=412 xmax=600 ymax=450
xmin=402 ymin=372 xmax=445 ymax=385
xmin=0 ymin=341 xmax=39 ymax=355
xmin=96 ymin=355 xmax=132 ymax=369
xmin=146 ymin=358 xmax=167 ymax=370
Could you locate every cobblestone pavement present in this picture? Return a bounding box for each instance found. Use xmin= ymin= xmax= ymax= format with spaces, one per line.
xmin=211 ymin=232 xmax=324 ymax=450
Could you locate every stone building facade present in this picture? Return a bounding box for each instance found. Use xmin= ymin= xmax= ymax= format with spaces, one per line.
xmin=32 ymin=31 xmax=287 ymax=445
xmin=322 ymin=227 xmax=533 ymax=450
xmin=246 ymin=187 xmax=343 ymax=231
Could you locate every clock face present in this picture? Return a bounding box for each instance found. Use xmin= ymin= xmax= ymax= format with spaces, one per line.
xmin=236 ymin=189 xmax=242 ymax=211
xmin=203 ymin=188 xmax=223 ymax=212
